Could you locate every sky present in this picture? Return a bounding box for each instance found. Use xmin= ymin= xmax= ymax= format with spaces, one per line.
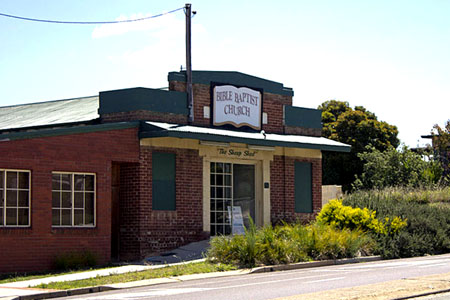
xmin=0 ymin=0 xmax=449 ymax=147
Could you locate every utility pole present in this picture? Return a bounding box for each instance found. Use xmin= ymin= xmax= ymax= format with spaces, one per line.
xmin=185 ymin=3 xmax=194 ymax=123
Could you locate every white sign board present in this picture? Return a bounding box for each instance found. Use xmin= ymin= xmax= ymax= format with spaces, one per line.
xmin=228 ymin=206 xmax=245 ymax=235
xmin=213 ymin=85 xmax=262 ymax=130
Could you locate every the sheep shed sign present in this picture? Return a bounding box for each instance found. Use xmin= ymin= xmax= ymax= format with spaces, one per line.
xmin=212 ymin=85 xmax=262 ymax=130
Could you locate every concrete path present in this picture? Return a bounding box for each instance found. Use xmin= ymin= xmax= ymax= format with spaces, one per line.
xmin=0 ymin=239 xmax=210 ymax=299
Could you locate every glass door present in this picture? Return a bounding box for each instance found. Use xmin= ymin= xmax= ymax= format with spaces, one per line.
xmin=210 ymin=162 xmax=255 ymax=235
xmin=210 ymin=162 xmax=232 ymax=236
xmin=233 ymin=164 xmax=255 ymax=229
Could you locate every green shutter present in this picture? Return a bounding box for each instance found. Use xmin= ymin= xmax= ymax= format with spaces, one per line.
xmin=152 ymin=152 xmax=176 ymax=210
xmin=294 ymin=162 xmax=312 ymax=213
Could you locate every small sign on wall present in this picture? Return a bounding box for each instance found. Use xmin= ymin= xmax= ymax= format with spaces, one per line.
xmin=213 ymin=85 xmax=262 ymax=130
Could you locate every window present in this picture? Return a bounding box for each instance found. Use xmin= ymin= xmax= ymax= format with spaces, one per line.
xmin=52 ymin=173 xmax=95 ymax=227
xmin=210 ymin=162 xmax=233 ymax=235
xmin=152 ymin=152 xmax=176 ymax=210
xmin=0 ymin=169 xmax=30 ymax=227
xmin=294 ymin=162 xmax=313 ymax=213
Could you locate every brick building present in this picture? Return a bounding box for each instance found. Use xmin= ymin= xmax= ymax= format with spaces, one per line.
xmin=0 ymin=71 xmax=349 ymax=273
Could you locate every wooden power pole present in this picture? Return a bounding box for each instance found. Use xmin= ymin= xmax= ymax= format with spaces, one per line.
xmin=185 ymin=3 xmax=194 ymax=123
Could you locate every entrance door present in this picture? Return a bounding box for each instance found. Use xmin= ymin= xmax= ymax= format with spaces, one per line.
xmin=210 ymin=162 xmax=255 ymax=235
xmin=233 ymin=164 xmax=255 ymax=229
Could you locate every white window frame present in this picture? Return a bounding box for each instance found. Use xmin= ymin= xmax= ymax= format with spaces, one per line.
xmin=51 ymin=172 xmax=96 ymax=228
xmin=0 ymin=169 xmax=31 ymax=228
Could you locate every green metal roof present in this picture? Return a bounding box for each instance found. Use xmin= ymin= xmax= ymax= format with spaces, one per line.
xmin=0 ymin=96 xmax=99 ymax=132
xmin=0 ymin=121 xmax=139 ymax=141
xmin=99 ymin=87 xmax=188 ymax=115
xmin=168 ymin=71 xmax=294 ymax=96
xmin=284 ymin=106 xmax=323 ymax=129
xmin=140 ymin=122 xmax=350 ymax=152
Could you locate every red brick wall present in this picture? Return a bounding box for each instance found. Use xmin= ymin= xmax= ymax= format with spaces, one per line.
xmin=262 ymin=92 xmax=291 ymax=134
xmin=169 ymin=81 xmax=293 ymax=133
xmin=118 ymin=146 xmax=206 ymax=261
xmin=101 ymin=111 xmax=188 ymax=125
xmin=284 ymin=126 xmax=322 ymax=137
xmin=0 ymin=128 xmax=139 ymax=273
xmin=270 ymin=155 xmax=322 ymax=224
xmin=118 ymin=162 xmax=141 ymax=261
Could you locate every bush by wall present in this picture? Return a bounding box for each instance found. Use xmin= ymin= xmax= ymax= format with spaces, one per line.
xmin=206 ymin=222 xmax=373 ymax=268
xmin=54 ymin=250 xmax=98 ymax=271
xmin=316 ymin=199 xmax=407 ymax=236
xmin=343 ymin=188 xmax=450 ymax=258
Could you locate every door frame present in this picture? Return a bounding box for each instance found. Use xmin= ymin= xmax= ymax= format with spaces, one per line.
xmin=204 ymin=157 xmax=264 ymax=233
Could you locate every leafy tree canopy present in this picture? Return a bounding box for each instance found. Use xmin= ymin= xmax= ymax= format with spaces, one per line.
xmin=319 ymin=100 xmax=400 ymax=190
xmin=431 ymin=120 xmax=450 ymax=178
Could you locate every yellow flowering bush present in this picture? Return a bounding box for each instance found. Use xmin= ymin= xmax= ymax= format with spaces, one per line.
xmin=316 ymin=199 xmax=407 ymax=236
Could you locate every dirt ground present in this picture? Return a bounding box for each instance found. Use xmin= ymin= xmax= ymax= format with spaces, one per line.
xmin=274 ymin=272 xmax=450 ymax=300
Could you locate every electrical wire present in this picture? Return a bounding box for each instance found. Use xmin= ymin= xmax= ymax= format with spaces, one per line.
xmin=0 ymin=6 xmax=184 ymax=25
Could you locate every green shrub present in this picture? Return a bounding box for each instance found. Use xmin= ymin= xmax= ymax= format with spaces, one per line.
xmin=206 ymin=222 xmax=373 ymax=267
xmin=54 ymin=250 xmax=98 ymax=271
xmin=316 ymin=199 xmax=406 ymax=235
xmin=343 ymin=188 xmax=450 ymax=258
xmin=353 ymin=145 xmax=444 ymax=190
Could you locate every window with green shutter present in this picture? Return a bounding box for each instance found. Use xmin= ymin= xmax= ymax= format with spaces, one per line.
xmin=152 ymin=152 xmax=176 ymax=210
xmin=294 ymin=162 xmax=312 ymax=213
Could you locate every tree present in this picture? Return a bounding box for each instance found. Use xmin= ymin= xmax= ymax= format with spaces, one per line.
xmin=353 ymin=145 xmax=443 ymax=190
xmin=430 ymin=120 xmax=450 ymax=179
xmin=319 ymin=100 xmax=400 ymax=191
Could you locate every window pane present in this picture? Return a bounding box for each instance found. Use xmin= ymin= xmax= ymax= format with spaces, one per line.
xmin=0 ymin=171 xmax=4 ymax=188
xmin=52 ymin=192 xmax=60 ymax=208
xmin=225 ymin=187 xmax=232 ymax=198
xmin=85 ymin=175 xmax=94 ymax=191
xmin=6 ymin=190 xmax=17 ymax=207
xmin=216 ymin=200 xmax=224 ymax=211
xmin=6 ymin=172 xmax=17 ymax=188
xmin=0 ymin=188 xmax=4 ymax=206
xmin=61 ymin=174 xmax=72 ymax=191
xmin=74 ymin=192 xmax=84 ymax=208
xmin=52 ymin=174 xmax=60 ymax=190
xmin=224 ymin=163 xmax=231 ymax=173
xmin=210 ymin=163 xmax=216 ymax=173
xmin=74 ymin=209 xmax=83 ymax=226
xmin=216 ymin=187 xmax=223 ymax=198
xmin=18 ymin=208 xmax=28 ymax=225
xmin=225 ymin=175 xmax=231 ymax=186
xmin=216 ymin=174 xmax=223 ymax=185
xmin=210 ymin=174 xmax=215 ymax=185
xmin=62 ymin=192 xmax=72 ymax=208
xmin=216 ymin=225 xmax=224 ymax=235
xmin=18 ymin=172 xmax=29 ymax=189
xmin=0 ymin=208 xmax=3 ymax=225
xmin=85 ymin=209 xmax=94 ymax=226
xmin=74 ymin=175 xmax=84 ymax=191
xmin=85 ymin=192 xmax=94 ymax=213
xmin=61 ymin=209 xmax=71 ymax=225
xmin=216 ymin=163 xmax=223 ymax=173
xmin=217 ymin=212 xmax=224 ymax=223
xmin=210 ymin=212 xmax=215 ymax=223
xmin=6 ymin=208 xmax=17 ymax=225
xmin=18 ymin=191 xmax=29 ymax=207
xmin=52 ymin=209 xmax=60 ymax=226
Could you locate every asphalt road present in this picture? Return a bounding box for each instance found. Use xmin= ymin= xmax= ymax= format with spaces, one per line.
xmin=61 ymin=254 xmax=450 ymax=300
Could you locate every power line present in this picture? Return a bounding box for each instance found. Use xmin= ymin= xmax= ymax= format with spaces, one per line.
xmin=0 ymin=6 xmax=184 ymax=25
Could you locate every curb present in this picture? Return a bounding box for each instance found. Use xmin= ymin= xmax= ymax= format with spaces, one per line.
xmin=5 ymin=256 xmax=415 ymax=300
xmin=249 ymin=255 xmax=382 ymax=273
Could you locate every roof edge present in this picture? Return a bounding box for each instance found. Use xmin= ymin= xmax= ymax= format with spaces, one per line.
xmin=0 ymin=122 xmax=139 ymax=142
